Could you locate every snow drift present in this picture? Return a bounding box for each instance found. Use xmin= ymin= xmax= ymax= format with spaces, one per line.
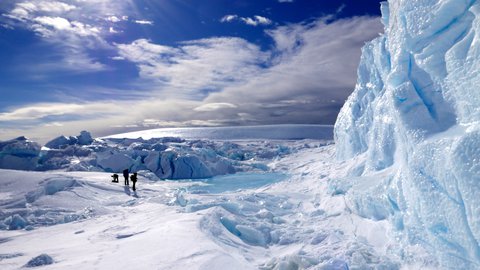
xmin=335 ymin=0 xmax=480 ymax=268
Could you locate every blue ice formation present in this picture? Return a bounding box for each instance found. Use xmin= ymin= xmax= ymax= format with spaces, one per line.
xmin=45 ymin=130 xmax=93 ymax=149
xmin=335 ymin=0 xmax=480 ymax=268
xmin=0 ymin=133 xmax=302 ymax=180
xmin=0 ymin=136 xmax=41 ymax=170
xmin=25 ymin=254 xmax=54 ymax=267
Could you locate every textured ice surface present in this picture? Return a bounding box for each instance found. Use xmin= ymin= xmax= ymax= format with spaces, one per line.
xmin=187 ymin=172 xmax=287 ymax=194
xmin=335 ymin=0 xmax=480 ymax=268
xmin=25 ymin=254 xmax=54 ymax=267
xmin=0 ymin=126 xmax=332 ymax=180
xmin=0 ymin=137 xmax=40 ymax=171
xmin=0 ymin=141 xmax=434 ymax=269
xmin=44 ymin=131 xmax=93 ymax=149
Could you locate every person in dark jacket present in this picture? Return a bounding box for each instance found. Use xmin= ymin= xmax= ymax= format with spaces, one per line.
xmin=123 ymin=169 xmax=129 ymax=186
xmin=130 ymin=172 xmax=138 ymax=191
xmin=111 ymin=173 xmax=119 ymax=183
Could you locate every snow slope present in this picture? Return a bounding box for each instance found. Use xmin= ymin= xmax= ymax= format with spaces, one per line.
xmin=0 ymin=140 xmax=436 ymax=269
xmin=335 ymin=0 xmax=480 ymax=268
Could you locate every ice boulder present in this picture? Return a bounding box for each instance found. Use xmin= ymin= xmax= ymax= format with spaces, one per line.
xmin=44 ymin=135 xmax=77 ymax=149
xmin=44 ymin=131 xmax=93 ymax=149
xmin=4 ymin=214 xmax=28 ymax=230
xmin=95 ymin=151 xmax=135 ymax=173
xmin=77 ymin=131 xmax=93 ymax=145
xmin=335 ymin=0 xmax=480 ymax=268
xmin=144 ymin=145 xmax=236 ymax=179
xmin=0 ymin=136 xmax=40 ymax=170
xmin=26 ymin=254 xmax=54 ymax=267
xmin=145 ymin=151 xmax=225 ymax=179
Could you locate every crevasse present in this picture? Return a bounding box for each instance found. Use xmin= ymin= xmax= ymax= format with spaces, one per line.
xmin=335 ymin=0 xmax=480 ymax=268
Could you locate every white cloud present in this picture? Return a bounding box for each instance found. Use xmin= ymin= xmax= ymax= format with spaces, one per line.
xmin=220 ymin=14 xmax=272 ymax=26
xmin=34 ymin=16 xmax=71 ymax=31
xmin=111 ymin=56 xmax=125 ymax=60
xmin=253 ymin=16 xmax=272 ymax=25
xmin=194 ymin=103 xmax=238 ymax=112
xmin=134 ymin=20 xmax=154 ymax=25
xmin=1 ymin=0 xmax=130 ymax=73
xmin=35 ymin=1 xmax=76 ymax=13
xmin=5 ymin=1 xmax=76 ymax=21
xmin=0 ymin=103 xmax=85 ymax=121
xmin=106 ymin=15 xmax=121 ymax=22
xmin=204 ymin=16 xmax=383 ymax=124
xmin=220 ymin=15 xmax=238 ymax=23
xmin=109 ymin=26 xmax=120 ymax=33
xmin=117 ymin=37 xmax=268 ymax=98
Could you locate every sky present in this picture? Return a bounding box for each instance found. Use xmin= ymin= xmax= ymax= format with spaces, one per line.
xmin=0 ymin=0 xmax=384 ymax=143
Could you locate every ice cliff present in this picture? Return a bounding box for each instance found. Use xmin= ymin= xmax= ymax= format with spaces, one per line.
xmin=335 ymin=0 xmax=480 ymax=268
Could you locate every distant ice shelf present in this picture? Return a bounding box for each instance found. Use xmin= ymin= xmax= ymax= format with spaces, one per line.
xmin=104 ymin=124 xmax=334 ymax=141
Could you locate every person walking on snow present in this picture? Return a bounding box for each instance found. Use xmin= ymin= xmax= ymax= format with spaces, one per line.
xmin=123 ymin=169 xmax=129 ymax=186
xmin=130 ymin=172 xmax=138 ymax=191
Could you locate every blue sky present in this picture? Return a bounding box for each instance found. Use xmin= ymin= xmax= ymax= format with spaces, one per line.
xmin=0 ymin=0 xmax=384 ymax=143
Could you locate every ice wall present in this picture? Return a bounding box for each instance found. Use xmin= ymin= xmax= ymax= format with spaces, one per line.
xmin=335 ymin=0 xmax=480 ymax=268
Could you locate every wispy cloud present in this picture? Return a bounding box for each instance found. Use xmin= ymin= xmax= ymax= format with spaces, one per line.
xmin=134 ymin=20 xmax=153 ymax=25
xmin=0 ymin=103 xmax=85 ymax=121
xmin=116 ymin=37 xmax=269 ymax=98
xmin=105 ymin=15 xmax=128 ymax=23
xmin=207 ymin=16 xmax=383 ymax=124
xmin=0 ymin=0 xmax=134 ymax=73
xmin=220 ymin=14 xmax=272 ymax=26
xmin=194 ymin=103 xmax=238 ymax=112
xmin=220 ymin=15 xmax=238 ymax=23
xmin=4 ymin=1 xmax=76 ymax=21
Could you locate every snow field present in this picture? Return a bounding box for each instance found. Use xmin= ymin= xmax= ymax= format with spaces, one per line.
xmin=1 ymin=141 xmax=437 ymax=269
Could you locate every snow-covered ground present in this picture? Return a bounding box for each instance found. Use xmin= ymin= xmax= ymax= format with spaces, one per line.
xmin=0 ymin=139 xmax=436 ymax=269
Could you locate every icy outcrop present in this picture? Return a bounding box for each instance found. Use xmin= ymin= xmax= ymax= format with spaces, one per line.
xmin=26 ymin=254 xmax=54 ymax=267
xmin=0 ymin=132 xmax=301 ymax=179
xmin=44 ymin=136 xmax=75 ymax=149
xmin=335 ymin=0 xmax=480 ymax=268
xmin=144 ymin=150 xmax=235 ymax=179
xmin=0 ymin=136 xmax=41 ymax=170
xmin=95 ymin=151 xmax=135 ymax=173
xmin=77 ymin=131 xmax=94 ymax=145
xmin=45 ymin=131 xmax=93 ymax=149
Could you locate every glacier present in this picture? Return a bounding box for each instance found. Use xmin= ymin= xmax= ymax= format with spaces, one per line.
xmin=335 ymin=0 xmax=480 ymax=268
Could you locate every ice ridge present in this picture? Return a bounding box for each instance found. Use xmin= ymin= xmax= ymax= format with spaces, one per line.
xmin=335 ymin=0 xmax=480 ymax=268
